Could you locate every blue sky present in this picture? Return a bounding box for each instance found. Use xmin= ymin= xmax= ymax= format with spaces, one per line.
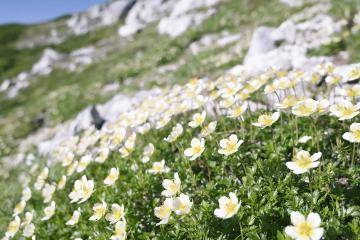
xmin=0 ymin=0 xmax=108 ymax=24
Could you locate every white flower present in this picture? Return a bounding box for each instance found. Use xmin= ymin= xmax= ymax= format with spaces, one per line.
xmin=343 ymin=123 xmax=360 ymax=143
xmin=68 ymin=175 xmax=94 ymax=203
xmin=184 ymin=138 xmax=205 ymax=161
xmin=164 ymin=124 xmax=183 ymax=142
xmin=329 ymin=99 xmax=360 ymax=120
xmin=21 ymin=187 xmax=32 ymax=202
xmin=214 ymin=192 xmax=241 ymax=219
xmin=23 ymin=223 xmax=35 ymax=238
xmin=285 ymin=212 xmax=323 ymax=240
xmin=119 ymin=133 xmax=136 ymax=157
xmin=317 ymin=99 xmax=329 ymax=114
xmin=42 ymin=183 xmax=56 ymax=203
xmin=292 ymin=99 xmax=318 ymax=117
xmin=76 ymin=154 xmax=92 ymax=173
xmin=141 ymin=143 xmax=155 ymax=163
xmin=62 ymin=151 xmax=74 ymax=167
xmin=104 ymin=168 xmax=119 ymax=186
xmin=161 ymin=172 xmax=181 ymax=197
xmin=95 ymin=147 xmax=110 ymax=163
xmin=106 ymin=204 xmax=125 ymax=224
xmin=154 ymin=198 xmax=173 ymax=225
xmin=252 ymin=112 xmax=280 ymax=128
xmin=228 ymin=104 xmax=247 ymax=118
xmin=298 ymin=136 xmax=312 ymax=144
xmin=347 ymin=67 xmax=360 ymax=81
xmin=13 ymin=200 xmax=26 ymax=216
xmin=57 ymin=175 xmax=67 ymax=190
xmin=5 ymin=216 xmax=20 ymax=238
xmin=188 ymin=111 xmax=206 ymax=128
xmin=148 ymin=160 xmax=170 ymax=174
xmin=110 ymin=220 xmax=127 ymax=240
xmin=41 ymin=201 xmax=56 ymax=221
xmin=276 ymin=96 xmax=298 ymax=109
xmin=218 ymin=134 xmax=243 ymax=156
xmin=65 ymin=209 xmax=81 ymax=226
xmin=109 ymin=127 xmax=126 ymax=150
xmin=286 ymin=150 xmax=321 ymax=174
xmin=172 ymin=193 xmax=192 ymax=215
xmin=22 ymin=211 xmax=34 ymax=226
xmin=156 ymin=115 xmax=172 ymax=129
xmin=199 ymin=121 xmax=217 ymax=138
xmin=89 ymin=201 xmax=107 ymax=221
xmin=34 ymin=167 xmax=49 ymax=190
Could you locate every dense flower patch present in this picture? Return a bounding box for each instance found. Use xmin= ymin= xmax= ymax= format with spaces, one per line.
xmin=2 ymin=64 xmax=360 ymax=239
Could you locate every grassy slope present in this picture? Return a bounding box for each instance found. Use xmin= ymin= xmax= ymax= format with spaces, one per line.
xmin=0 ymin=0 xmax=360 ymax=237
xmin=0 ymin=0 xmax=300 ymax=156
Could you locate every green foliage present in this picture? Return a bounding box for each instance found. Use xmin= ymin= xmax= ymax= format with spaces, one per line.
xmin=1 ymin=112 xmax=359 ymax=239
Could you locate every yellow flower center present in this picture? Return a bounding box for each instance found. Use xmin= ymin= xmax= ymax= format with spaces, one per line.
xmin=225 ymin=142 xmax=237 ymax=152
xmin=259 ymin=116 xmax=273 ymax=126
xmin=295 ymin=156 xmax=312 ymax=169
xmin=193 ymin=145 xmax=203 ymax=154
xmin=297 ymin=222 xmax=314 ymax=237
xmin=158 ymin=206 xmax=170 ymax=218
xmin=224 ymin=201 xmax=237 ymax=215
xmin=168 ymin=182 xmax=178 ymax=193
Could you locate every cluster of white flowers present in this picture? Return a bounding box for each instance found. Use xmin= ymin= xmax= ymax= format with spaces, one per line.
xmin=3 ymin=61 xmax=359 ymax=239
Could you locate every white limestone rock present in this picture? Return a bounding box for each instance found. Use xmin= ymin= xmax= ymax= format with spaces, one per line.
xmin=67 ymin=0 xmax=134 ymax=35
xmin=31 ymin=48 xmax=63 ymax=76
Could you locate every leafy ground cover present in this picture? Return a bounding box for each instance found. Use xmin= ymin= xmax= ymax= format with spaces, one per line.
xmin=1 ymin=64 xmax=359 ymax=239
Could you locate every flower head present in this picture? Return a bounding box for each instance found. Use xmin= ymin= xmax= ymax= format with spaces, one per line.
xmin=13 ymin=200 xmax=26 ymax=216
xmin=292 ymin=99 xmax=317 ymax=117
xmin=161 ymin=172 xmax=181 ymax=197
xmin=5 ymin=216 xmax=20 ymax=238
xmin=172 ymin=193 xmax=192 ymax=215
xmin=119 ymin=132 xmax=136 ymax=157
xmin=23 ymin=223 xmax=35 ymax=238
xmin=57 ymin=175 xmax=67 ymax=190
xmin=69 ymin=175 xmax=94 ymax=203
xmin=42 ymin=183 xmax=56 ymax=203
xmin=148 ymin=160 xmax=170 ymax=174
xmin=110 ymin=220 xmax=127 ymax=240
xmin=141 ymin=143 xmax=155 ymax=163
xmin=276 ymin=96 xmax=298 ymax=109
xmin=285 ymin=211 xmax=323 ymax=240
xmin=214 ymin=192 xmax=240 ymax=219
xmin=199 ymin=121 xmax=217 ymax=138
xmin=106 ymin=204 xmax=125 ymax=224
xmin=252 ymin=112 xmax=280 ymax=128
xmin=89 ymin=201 xmax=107 ymax=221
xmin=286 ymin=150 xmax=321 ymax=174
xmin=218 ymin=134 xmax=243 ymax=156
xmin=343 ymin=123 xmax=360 ymax=143
xmin=104 ymin=168 xmax=119 ymax=186
xmin=298 ymin=136 xmax=312 ymax=144
xmin=154 ymin=198 xmax=173 ymax=225
xmin=65 ymin=209 xmax=81 ymax=226
xmin=188 ymin=111 xmax=206 ymax=128
xmin=164 ymin=124 xmax=183 ymax=142
xmin=228 ymin=104 xmax=247 ymax=118
xmin=184 ymin=138 xmax=205 ymax=161
xmin=41 ymin=201 xmax=56 ymax=221
xmin=330 ymin=99 xmax=360 ymax=120
xmin=21 ymin=187 xmax=32 ymax=202
xmin=347 ymin=67 xmax=360 ymax=81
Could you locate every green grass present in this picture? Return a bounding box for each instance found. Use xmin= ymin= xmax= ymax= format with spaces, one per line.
xmin=1 ymin=111 xmax=358 ymax=239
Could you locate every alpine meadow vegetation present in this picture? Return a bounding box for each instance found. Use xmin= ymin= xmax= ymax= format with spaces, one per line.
xmin=2 ymin=64 xmax=360 ymax=239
